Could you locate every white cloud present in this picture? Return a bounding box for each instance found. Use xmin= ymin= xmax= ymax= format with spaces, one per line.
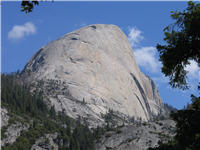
xmin=8 ymin=22 xmax=36 ymax=40
xmin=128 ymin=27 xmax=143 ymax=47
xmin=185 ymin=60 xmax=200 ymax=80
xmin=134 ymin=46 xmax=160 ymax=73
xmin=127 ymin=27 xmax=160 ymax=73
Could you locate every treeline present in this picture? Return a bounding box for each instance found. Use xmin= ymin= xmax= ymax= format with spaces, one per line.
xmin=1 ymin=72 xmax=105 ymax=150
xmin=1 ymin=72 xmax=48 ymax=118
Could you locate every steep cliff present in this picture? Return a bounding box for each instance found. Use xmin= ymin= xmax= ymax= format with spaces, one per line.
xmin=21 ymin=24 xmax=164 ymax=126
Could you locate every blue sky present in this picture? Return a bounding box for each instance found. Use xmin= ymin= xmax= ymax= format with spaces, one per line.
xmin=2 ymin=1 xmax=200 ymax=109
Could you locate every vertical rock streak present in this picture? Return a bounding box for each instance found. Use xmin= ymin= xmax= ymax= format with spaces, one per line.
xmin=130 ymin=73 xmax=152 ymax=119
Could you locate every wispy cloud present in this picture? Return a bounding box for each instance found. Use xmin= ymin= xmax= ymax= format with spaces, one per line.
xmin=184 ymin=60 xmax=200 ymax=91
xmin=128 ymin=27 xmax=143 ymax=47
xmin=185 ymin=60 xmax=200 ymax=80
xmin=8 ymin=22 xmax=36 ymax=40
xmin=152 ymin=74 xmax=169 ymax=87
xmin=134 ymin=47 xmax=160 ymax=73
xmin=127 ymin=27 xmax=160 ymax=73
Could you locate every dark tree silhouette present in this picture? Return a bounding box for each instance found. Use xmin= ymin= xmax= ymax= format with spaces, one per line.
xmin=149 ymin=1 xmax=200 ymax=150
xmin=21 ymin=0 xmax=39 ymax=13
xmin=157 ymin=1 xmax=200 ymax=90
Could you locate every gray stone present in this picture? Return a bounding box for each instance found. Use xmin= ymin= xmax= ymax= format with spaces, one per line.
xmin=1 ymin=107 xmax=9 ymax=127
xmin=1 ymin=122 xmax=29 ymax=147
xmin=96 ymin=119 xmax=176 ymax=150
xmin=21 ymin=24 xmax=164 ymax=127
xmin=31 ymin=133 xmax=58 ymax=150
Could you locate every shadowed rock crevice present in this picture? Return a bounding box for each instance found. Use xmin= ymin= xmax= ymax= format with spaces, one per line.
xmin=32 ymin=48 xmax=43 ymax=61
xmin=134 ymin=94 xmax=149 ymax=120
xmin=90 ymin=25 xmax=97 ymax=30
xmin=70 ymin=37 xmax=79 ymax=40
xmin=130 ymin=73 xmax=152 ymax=118
xmin=69 ymin=57 xmax=76 ymax=63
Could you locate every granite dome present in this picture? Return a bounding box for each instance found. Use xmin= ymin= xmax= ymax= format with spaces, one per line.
xmin=22 ymin=24 xmax=163 ymax=126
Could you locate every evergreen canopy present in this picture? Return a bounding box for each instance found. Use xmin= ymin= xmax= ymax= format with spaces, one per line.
xmin=157 ymin=1 xmax=200 ymax=89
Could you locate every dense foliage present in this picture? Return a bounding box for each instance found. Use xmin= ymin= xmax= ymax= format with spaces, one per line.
xmin=171 ymin=94 xmax=200 ymax=149
xmin=157 ymin=1 xmax=200 ymax=89
xmin=21 ymin=0 xmax=39 ymax=13
xmin=1 ymin=72 xmax=106 ymax=150
xmin=150 ymin=1 xmax=200 ymax=150
xmin=2 ymin=73 xmax=48 ymax=118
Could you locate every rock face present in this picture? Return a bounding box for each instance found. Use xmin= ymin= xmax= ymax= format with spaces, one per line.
xmin=1 ymin=122 xmax=29 ymax=147
xmin=1 ymin=108 xmax=9 ymax=127
xmin=31 ymin=133 xmax=58 ymax=150
xmin=96 ymin=119 xmax=176 ymax=150
xmin=21 ymin=24 xmax=163 ymax=125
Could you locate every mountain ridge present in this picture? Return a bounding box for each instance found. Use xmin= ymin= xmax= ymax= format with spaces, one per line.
xmin=21 ymin=24 xmax=165 ymax=126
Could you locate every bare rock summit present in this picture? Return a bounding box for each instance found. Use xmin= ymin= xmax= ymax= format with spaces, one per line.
xmin=21 ymin=24 xmax=163 ymax=126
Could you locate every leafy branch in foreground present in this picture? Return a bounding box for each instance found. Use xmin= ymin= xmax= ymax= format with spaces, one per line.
xmin=149 ymin=1 xmax=200 ymax=150
xmin=21 ymin=0 xmax=39 ymax=13
xmin=157 ymin=1 xmax=200 ymax=90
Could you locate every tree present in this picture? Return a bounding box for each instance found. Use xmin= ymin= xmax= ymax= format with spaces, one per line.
xmin=157 ymin=1 xmax=200 ymax=90
xmin=21 ymin=0 xmax=39 ymax=13
xmin=149 ymin=94 xmax=200 ymax=150
xmin=149 ymin=1 xmax=200 ymax=150
xmin=170 ymin=96 xmax=200 ymax=150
